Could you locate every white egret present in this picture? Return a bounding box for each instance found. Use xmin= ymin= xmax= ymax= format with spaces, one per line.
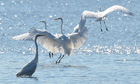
xmin=37 ymin=17 xmax=88 ymax=63
xmin=16 ymin=34 xmax=46 ymax=77
xmin=84 ymin=5 xmax=134 ymax=31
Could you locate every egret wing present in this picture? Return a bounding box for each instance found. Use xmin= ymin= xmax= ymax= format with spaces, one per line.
xmin=37 ymin=34 xmax=61 ymax=53
xmin=12 ymin=28 xmax=51 ymax=41
xmin=82 ymin=11 xmax=101 ymax=18
xmin=12 ymin=33 xmax=32 ymax=41
xmin=69 ymin=26 xmax=88 ymax=49
xmin=103 ymin=5 xmax=134 ymax=17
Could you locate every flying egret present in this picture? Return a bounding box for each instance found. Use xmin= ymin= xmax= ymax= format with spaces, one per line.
xmin=12 ymin=21 xmax=53 ymax=58
xmin=84 ymin=5 xmax=134 ymax=31
xmin=16 ymin=34 xmax=46 ymax=77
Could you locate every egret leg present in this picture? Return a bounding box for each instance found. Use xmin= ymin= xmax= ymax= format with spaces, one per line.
xmin=104 ymin=21 xmax=108 ymax=31
xmin=52 ymin=53 xmax=53 ymax=58
xmin=100 ymin=22 xmax=103 ymax=32
xmin=49 ymin=52 xmax=54 ymax=58
xmin=57 ymin=55 xmax=64 ymax=64
xmin=56 ymin=54 xmax=62 ymax=64
xmin=49 ymin=52 xmax=51 ymax=58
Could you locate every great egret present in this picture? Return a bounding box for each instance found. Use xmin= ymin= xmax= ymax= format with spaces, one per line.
xmin=37 ymin=17 xmax=88 ymax=63
xmin=12 ymin=21 xmax=53 ymax=58
xmin=16 ymin=34 xmax=45 ymax=77
xmin=84 ymin=5 xmax=134 ymax=31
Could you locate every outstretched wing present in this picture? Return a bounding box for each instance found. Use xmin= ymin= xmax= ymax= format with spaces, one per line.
xmin=69 ymin=26 xmax=88 ymax=49
xmin=12 ymin=28 xmax=50 ymax=41
xmin=103 ymin=5 xmax=134 ymax=17
xmin=12 ymin=33 xmax=32 ymax=41
xmin=37 ymin=34 xmax=61 ymax=53
xmin=81 ymin=5 xmax=134 ymax=21
xmin=82 ymin=11 xmax=101 ymax=19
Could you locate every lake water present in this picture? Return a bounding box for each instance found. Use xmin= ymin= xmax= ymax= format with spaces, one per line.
xmin=0 ymin=0 xmax=140 ymax=84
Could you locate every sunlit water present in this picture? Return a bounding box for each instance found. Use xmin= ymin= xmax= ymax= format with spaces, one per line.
xmin=0 ymin=0 xmax=140 ymax=84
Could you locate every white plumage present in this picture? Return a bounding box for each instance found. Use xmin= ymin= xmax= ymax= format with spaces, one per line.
xmin=83 ymin=5 xmax=134 ymax=21
xmin=82 ymin=5 xmax=134 ymax=31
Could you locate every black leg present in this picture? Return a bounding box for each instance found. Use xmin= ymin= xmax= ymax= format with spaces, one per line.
xmin=57 ymin=55 xmax=64 ymax=64
xmin=49 ymin=52 xmax=51 ymax=58
xmin=104 ymin=21 xmax=108 ymax=31
xmin=56 ymin=54 xmax=62 ymax=64
xmin=52 ymin=53 xmax=53 ymax=58
xmin=100 ymin=22 xmax=103 ymax=32
xmin=49 ymin=52 xmax=54 ymax=58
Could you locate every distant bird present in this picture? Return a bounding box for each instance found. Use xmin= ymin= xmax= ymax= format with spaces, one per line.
xmin=12 ymin=21 xmax=53 ymax=58
xmin=16 ymin=34 xmax=45 ymax=77
xmin=83 ymin=5 xmax=134 ymax=31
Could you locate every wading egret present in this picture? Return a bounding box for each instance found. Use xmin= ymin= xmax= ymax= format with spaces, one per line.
xmin=16 ymin=34 xmax=46 ymax=77
xmin=37 ymin=17 xmax=88 ymax=63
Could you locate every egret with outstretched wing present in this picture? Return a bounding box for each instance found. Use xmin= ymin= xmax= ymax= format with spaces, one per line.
xmin=83 ymin=5 xmax=134 ymax=31
xmin=37 ymin=17 xmax=88 ymax=63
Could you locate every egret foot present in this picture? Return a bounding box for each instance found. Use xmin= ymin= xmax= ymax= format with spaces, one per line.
xmin=106 ymin=28 xmax=108 ymax=31
xmin=101 ymin=29 xmax=103 ymax=32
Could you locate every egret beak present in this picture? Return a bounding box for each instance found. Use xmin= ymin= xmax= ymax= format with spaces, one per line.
xmin=40 ymin=21 xmax=45 ymax=22
xmin=55 ymin=17 xmax=62 ymax=20
xmin=38 ymin=34 xmax=46 ymax=37
xmin=55 ymin=18 xmax=59 ymax=20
